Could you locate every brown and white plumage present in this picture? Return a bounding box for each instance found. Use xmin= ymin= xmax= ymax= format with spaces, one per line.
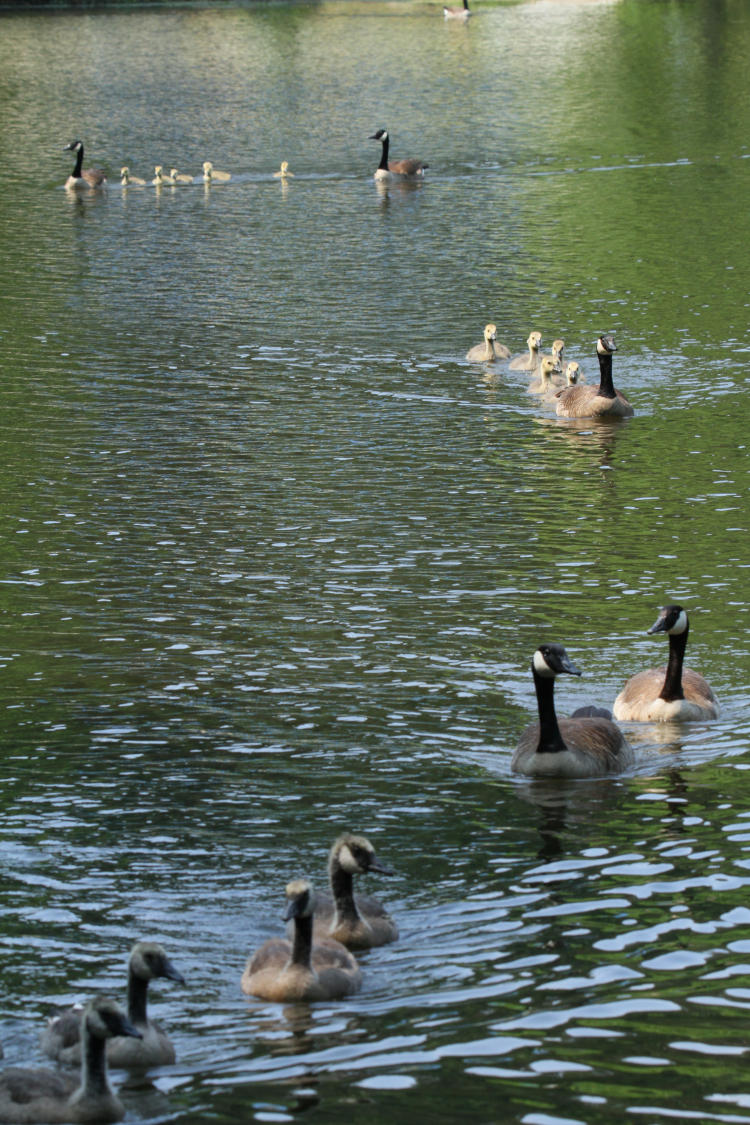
xmin=120 ymin=167 xmax=146 ymax=187
xmin=556 ymin=335 xmax=634 ymax=418
xmin=41 ymin=942 xmax=185 ymax=1069
xmin=512 ymin=643 xmax=634 ymax=778
xmin=1 ymin=997 xmax=141 ymax=1124
xmin=613 ymin=605 xmax=719 ymax=722
xmin=369 ymin=129 xmax=428 ymax=181
xmin=303 ymin=833 xmax=398 ymax=950
xmin=509 ymin=331 xmax=543 ymax=372
xmin=242 ymin=880 xmax=362 ymax=1002
xmin=466 ymin=323 xmax=511 ymax=364
xmin=443 ymin=0 xmax=471 ymax=20
xmin=202 ymin=161 xmax=231 ymax=183
xmin=64 ymin=140 xmax=106 ymax=190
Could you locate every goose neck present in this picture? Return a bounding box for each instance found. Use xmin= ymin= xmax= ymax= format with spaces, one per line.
xmin=72 ymin=144 xmax=84 ymax=179
xmin=378 ymin=134 xmax=390 ymax=172
xmin=596 ymin=351 xmax=617 ymax=399
xmin=127 ymin=967 xmax=150 ymax=1026
xmin=330 ymin=860 xmax=361 ymax=923
xmin=291 ymin=912 xmax=314 ymax=968
xmin=660 ymin=628 xmax=688 ymax=701
xmin=533 ymin=669 xmax=568 ymax=754
xmin=79 ymin=1026 xmax=112 ymax=1100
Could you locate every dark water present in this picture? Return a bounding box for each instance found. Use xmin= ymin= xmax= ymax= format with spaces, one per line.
xmin=2 ymin=1 xmax=750 ymax=1122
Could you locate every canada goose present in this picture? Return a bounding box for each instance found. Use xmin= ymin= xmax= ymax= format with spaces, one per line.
xmin=63 ymin=140 xmax=106 ymax=190
xmin=528 ymin=356 xmax=560 ymax=397
xmin=511 ymin=643 xmax=635 ymax=778
xmin=369 ymin=129 xmax=428 ymax=181
xmin=303 ymin=833 xmax=398 ymax=949
xmin=202 ymin=161 xmax=231 ymax=183
xmin=613 ymin=605 xmax=719 ymax=722
xmin=1 ymin=996 xmax=141 ymax=1124
xmin=152 ymin=165 xmax=174 ymax=187
xmin=443 ymin=0 xmax=470 ymax=20
xmin=170 ymin=169 xmax=195 ymax=184
xmin=556 ymin=335 xmax=634 ymax=418
xmin=273 ymin=161 xmax=294 ymax=180
xmin=542 ymin=338 xmax=565 ymax=373
xmin=466 ymin=323 xmax=511 ymax=364
xmin=564 ymin=361 xmax=583 ymax=385
xmin=509 ymin=331 xmax=543 ymax=372
xmin=242 ymin=879 xmax=362 ymax=1002
xmin=120 ymin=167 xmax=146 ymax=187
xmin=41 ymin=941 xmax=185 ymax=1068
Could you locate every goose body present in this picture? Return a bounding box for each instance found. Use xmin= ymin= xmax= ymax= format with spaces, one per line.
xmin=613 ymin=605 xmax=719 ymax=722
xmin=369 ymin=129 xmax=428 ymax=181
xmin=466 ymin=323 xmax=511 ymax=363
xmin=242 ymin=880 xmax=362 ymax=1002
xmin=509 ymin=331 xmax=543 ymax=372
xmin=120 ymin=167 xmax=146 ymax=187
xmin=443 ymin=0 xmax=471 ymax=20
xmin=556 ymin=335 xmax=633 ymax=418
xmin=273 ymin=161 xmax=294 ymax=180
xmin=1 ymin=997 xmax=141 ymax=1124
xmin=41 ymin=942 xmax=185 ymax=1069
xmin=302 ymin=833 xmax=398 ymax=950
xmin=202 ymin=161 xmax=231 ymax=183
xmin=64 ymin=141 xmax=106 ymax=190
xmin=512 ymin=643 xmax=634 ymax=778
xmin=170 ymin=169 xmax=195 ymax=184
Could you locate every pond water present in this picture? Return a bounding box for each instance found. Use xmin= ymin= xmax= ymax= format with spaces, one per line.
xmin=2 ymin=0 xmax=750 ymax=1121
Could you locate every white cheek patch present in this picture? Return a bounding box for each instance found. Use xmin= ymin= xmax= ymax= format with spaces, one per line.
xmin=533 ymin=650 xmax=555 ymax=677
xmin=338 ymin=844 xmax=360 ymax=873
xmin=671 ymin=609 xmax=688 ymax=634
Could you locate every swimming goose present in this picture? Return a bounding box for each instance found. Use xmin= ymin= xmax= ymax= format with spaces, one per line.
xmin=303 ymin=833 xmax=398 ymax=949
xmin=63 ymin=140 xmax=107 ymax=190
xmin=170 ymin=169 xmax=195 ymax=184
xmin=242 ymin=879 xmax=362 ymax=1002
xmin=1 ymin=997 xmax=141 ymax=1124
xmin=202 ymin=161 xmax=231 ymax=183
xmin=528 ymin=356 xmax=560 ymax=397
xmin=369 ymin=129 xmax=428 ymax=181
xmin=563 ymin=361 xmax=583 ymax=385
xmin=466 ymin=323 xmax=511 ymax=363
xmin=443 ymin=0 xmax=471 ymax=20
xmin=511 ymin=643 xmax=635 ymax=778
xmin=613 ymin=605 xmax=719 ymax=721
xmin=556 ymin=335 xmax=634 ymax=418
xmin=273 ymin=161 xmax=294 ymax=180
xmin=120 ymin=167 xmax=146 ymax=186
xmin=542 ymin=338 xmax=565 ymax=373
xmin=509 ymin=331 xmax=543 ymax=372
xmin=41 ymin=941 xmax=185 ymax=1068
xmin=151 ymin=166 xmax=174 ymax=187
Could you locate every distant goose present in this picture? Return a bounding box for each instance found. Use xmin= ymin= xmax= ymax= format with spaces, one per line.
xmin=120 ymin=167 xmax=146 ymax=186
xmin=41 ymin=941 xmax=185 ymax=1068
xmin=466 ymin=323 xmax=511 ymax=363
xmin=273 ymin=161 xmax=294 ymax=180
xmin=511 ymin=643 xmax=635 ymax=778
xmin=1 ymin=997 xmax=141 ymax=1124
xmin=443 ymin=0 xmax=471 ymax=20
xmin=151 ymin=165 xmax=174 ymax=187
xmin=613 ymin=605 xmax=719 ymax=722
xmin=556 ymin=335 xmax=634 ymax=418
xmin=170 ymin=169 xmax=195 ymax=184
xmin=202 ymin=161 xmax=231 ymax=183
xmin=303 ymin=833 xmax=398 ymax=949
xmin=509 ymin=331 xmax=543 ymax=372
xmin=63 ymin=140 xmax=106 ymax=190
xmin=242 ymin=879 xmax=362 ymax=1002
xmin=528 ymin=356 xmax=561 ymax=397
xmin=369 ymin=129 xmax=428 ymax=181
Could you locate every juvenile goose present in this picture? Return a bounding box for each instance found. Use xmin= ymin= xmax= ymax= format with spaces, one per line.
xmin=242 ymin=879 xmax=362 ymax=1002
xmin=305 ymin=833 xmax=398 ymax=949
xmin=63 ymin=140 xmax=106 ymax=190
xmin=1 ymin=997 xmax=141 ymax=1124
xmin=509 ymin=331 xmax=543 ymax=372
xmin=202 ymin=161 xmax=231 ymax=183
xmin=564 ymin=361 xmax=583 ymax=385
xmin=556 ymin=335 xmax=634 ymax=418
xmin=528 ymin=356 xmax=560 ymax=397
xmin=542 ymin=338 xmax=565 ymax=373
xmin=41 ymin=941 xmax=185 ymax=1068
xmin=273 ymin=161 xmax=294 ymax=180
xmin=170 ymin=168 xmax=195 ymax=184
xmin=443 ymin=0 xmax=471 ymax=20
xmin=466 ymin=323 xmax=511 ymax=363
xmin=120 ymin=167 xmax=146 ymax=187
xmin=512 ymin=643 xmax=634 ymax=778
xmin=613 ymin=605 xmax=719 ymax=722
xmin=369 ymin=129 xmax=428 ymax=181
xmin=151 ymin=165 xmax=173 ymax=187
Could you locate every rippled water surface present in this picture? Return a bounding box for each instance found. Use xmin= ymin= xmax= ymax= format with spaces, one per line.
xmin=2 ymin=0 xmax=750 ymax=1122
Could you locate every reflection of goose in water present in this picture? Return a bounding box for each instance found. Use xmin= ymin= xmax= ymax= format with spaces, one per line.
xmin=120 ymin=167 xmax=146 ymax=186
xmin=556 ymin=335 xmax=634 ymax=418
xmin=64 ymin=140 xmax=107 ymax=190
xmin=509 ymin=331 xmax=543 ymax=372
xmin=369 ymin=129 xmax=428 ymax=181
xmin=302 ymin=833 xmax=398 ymax=949
xmin=202 ymin=161 xmax=231 ymax=183
xmin=613 ymin=605 xmax=719 ymax=722
xmin=466 ymin=323 xmax=511 ymax=363
xmin=512 ymin=643 xmax=634 ymax=778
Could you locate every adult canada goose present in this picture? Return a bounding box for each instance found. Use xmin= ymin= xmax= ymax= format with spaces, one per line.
xmin=528 ymin=356 xmax=561 ymax=397
xmin=63 ymin=140 xmax=107 ymax=190
xmin=1 ymin=996 xmax=141 ymax=1124
xmin=202 ymin=161 xmax=231 ymax=183
xmin=511 ymin=643 xmax=635 ymax=778
xmin=443 ymin=0 xmax=471 ymax=20
xmin=120 ymin=167 xmax=146 ymax=187
xmin=613 ymin=605 xmax=719 ymax=721
xmin=369 ymin=129 xmax=428 ymax=181
xmin=556 ymin=335 xmax=634 ymax=418
xmin=41 ymin=941 xmax=185 ymax=1068
xmin=170 ymin=169 xmax=195 ymax=184
xmin=466 ymin=323 xmax=511 ymax=364
xmin=242 ymin=879 xmax=362 ymax=1002
xmin=273 ymin=161 xmax=294 ymax=180
xmin=303 ymin=833 xmax=398 ymax=949
xmin=509 ymin=331 xmax=543 ymax=372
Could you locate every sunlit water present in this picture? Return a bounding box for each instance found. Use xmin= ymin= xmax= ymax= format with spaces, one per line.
xmin=2 ymin=1 xmax=750 ymax=1122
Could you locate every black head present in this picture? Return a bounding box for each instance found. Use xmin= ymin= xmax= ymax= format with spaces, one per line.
xmin=334 ymin=833 xmax=394 ymax=876
xmin=597 ymin=335 xmax=617 ymax=355
xmin=282 ymin=879 xmax=315 ymax=922
xmin=532 ymin=643 xmax=582 ymax=679
xmin=84 ymin=996 xmax=143 ymax=1042
xmin=130 ymin=941 xmax=186 ymax=985
xmin=369 ymin=129 xmax=388 ymax=142
xmin=648 ymin=605 xmax=688 ymax=636
xmin=64 ymin=140 xmax=82 ymax=152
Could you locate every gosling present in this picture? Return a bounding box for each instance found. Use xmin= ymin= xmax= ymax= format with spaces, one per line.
xmin=509 ymin=331 xmax=543 ymax=372
xmin=466 ymin=323 xmax=511 ymax=364
xmin=302 ymin=833 xmax=398 ymax=949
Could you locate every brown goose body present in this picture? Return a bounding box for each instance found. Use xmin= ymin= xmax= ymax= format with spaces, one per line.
xmin=243 ymin=880 xmax=362 ymax=1002
xmin=613 ymin=605 xmax=719 ymax=722
xmin=511 ymin=643 xmax=634 ymax=778
xmin=509 ymin=331 xmax=543 ymax=372
xmin=466 ymin=323 xmax=511 ymax=363
xmin=370 ymin=129 xmax=428 ymax=180
xmin=556 ymin=335 xmax=633 ymax=418
xmin=302 ymin=833 xmax=398 ymax=949
xmin=64 ymin=141 xmax=106 ymax=190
